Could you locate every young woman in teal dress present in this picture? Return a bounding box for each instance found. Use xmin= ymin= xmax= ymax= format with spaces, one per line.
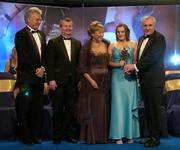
xmin=108 ymin=23 xmax=140 ymax=144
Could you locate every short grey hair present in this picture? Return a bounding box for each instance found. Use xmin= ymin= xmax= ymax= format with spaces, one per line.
xmin=24 ymin=7 xmax=42 ymax=24
xmin=141 ymin=16 xmax=156 ymax=25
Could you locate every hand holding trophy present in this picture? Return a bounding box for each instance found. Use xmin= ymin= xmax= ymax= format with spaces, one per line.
xmin=120 ymin=47 xmax=130 ymax=75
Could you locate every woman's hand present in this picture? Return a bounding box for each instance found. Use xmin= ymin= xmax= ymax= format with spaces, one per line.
xmin=84 ymin=73 xmax=99 ymax=89
xmin=89 ymin=79 xmax=99 ymax=89
xmin=119 ymin=60 xmax=126 ymax=67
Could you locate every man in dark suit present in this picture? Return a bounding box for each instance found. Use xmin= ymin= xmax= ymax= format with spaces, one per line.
xmin=15 ymin=7 xmax=46 ymax=145
xmin=124 ymin=16 xmax=166 ymax=147
xmin=46 ymin=17 xmax=81 ymax=144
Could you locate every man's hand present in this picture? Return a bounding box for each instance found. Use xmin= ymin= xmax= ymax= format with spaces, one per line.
xmin=123 ymin=64 xmax=135 ymax=74
xmin=49 ymin=80 xmax=57 ymax=91
xmin=35 ymin=67 xmax=45 ymax=78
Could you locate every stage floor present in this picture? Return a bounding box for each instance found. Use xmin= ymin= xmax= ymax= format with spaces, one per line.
xmin=0 ymin=136 xmax=180 ymax=150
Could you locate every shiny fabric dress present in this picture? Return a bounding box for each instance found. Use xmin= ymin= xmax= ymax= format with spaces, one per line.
xmin=109 ymin=46 xmax=140 ymax=140
xmin=77 ymin=41 xmax=110 ymax=144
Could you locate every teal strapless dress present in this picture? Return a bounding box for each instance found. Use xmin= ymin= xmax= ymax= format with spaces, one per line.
xmin=109 ymin=46 xmax=140 ymax=139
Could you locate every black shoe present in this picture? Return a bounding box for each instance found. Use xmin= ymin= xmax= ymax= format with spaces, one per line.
xmin=139 ymin=138 xmax=149 ymax=144
xmin=53 ymin=139 xmax=61 ymax=144
xmin=22 ymin=139 xmax=33 ymax=146
xmin=67 ymin=138 xmax=78 ymax=143
xmin=144 ymin=137 xmax=160 ymax=147
xmin=32 ymin=138 xmax=41 ymax=144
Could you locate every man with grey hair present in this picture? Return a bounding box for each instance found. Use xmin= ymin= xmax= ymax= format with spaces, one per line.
xmin=124 ymin=16 xmax=166 ymax=147
xmin=15 ymin=7 xmax=46 ymax=145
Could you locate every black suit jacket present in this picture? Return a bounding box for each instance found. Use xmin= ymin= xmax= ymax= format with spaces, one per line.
xmin=15 ymin=27 xmax=46 ymax=84
xmin=137 ymin=31 xmax=166 ymax=88
xmin=46 ymin=35 xmax=81 ymax=86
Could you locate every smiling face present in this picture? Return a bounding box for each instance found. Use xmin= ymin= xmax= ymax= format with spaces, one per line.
xmin=116 ymin=24 xmax=130 ymax=41
xmin=116 ymin=26 xmax=126 ymax=41
xmin=142 ymin=17 xmax=156 ymax=36
xmin=27 ymin=12 xmax=42 ymax=30
xmin=91 ymin=28 xmax=104 ymax=42
xmin=60 ymin=20 xmax=73 ymax=37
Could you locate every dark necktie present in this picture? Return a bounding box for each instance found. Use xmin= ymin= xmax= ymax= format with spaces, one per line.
xmin=143 ymin=35 xmax=150 ymax=39
xmin=62 ymin=36 xmax=71 ymax=40
xmin=31 ymin=30 xmax=39 ymax=34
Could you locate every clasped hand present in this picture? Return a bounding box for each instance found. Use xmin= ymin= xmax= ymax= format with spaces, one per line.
xmin=123 ymin=64 xmax=135 ymax=74
xmin=35 ymin=67 xmax=45 ymax=78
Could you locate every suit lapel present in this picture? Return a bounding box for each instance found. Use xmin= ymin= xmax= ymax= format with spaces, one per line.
xmin=39 ymin=32 xmax=46 ymax=62
xmin=71 ymin=39 xmax=75 ymax=62
xmin=137 ymin=37 xmax=144 ymax=61
xmin=58 ymin=36 xmax=70 ymax=62
xmin=140 ymin=37 xmax=153 ymax=59
xmin=138 ymin=36 xmax=153 ymax=61
xmin=138 ymin=32 xmax=157 ymax=60
xmin=25 ymin=27 xmax=41 ymax=61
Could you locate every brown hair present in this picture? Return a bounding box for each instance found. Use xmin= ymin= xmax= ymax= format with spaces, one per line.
xmin=115 ymin=23 xmax=130 ymax=41
xmin=59 ymin=16 xmax=73 ymax=27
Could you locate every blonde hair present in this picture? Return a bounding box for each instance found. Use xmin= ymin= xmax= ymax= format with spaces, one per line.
xmin=24 ymin=7 xmax=42 ymax=24
xmin=87 ymin=21 xmax=104 ymax=38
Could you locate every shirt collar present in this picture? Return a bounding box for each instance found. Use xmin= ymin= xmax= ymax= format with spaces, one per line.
xmin=27 ymin=25 xmax=39 ymax=33
xmin=61 ymin=35 xmax=71 ymax=40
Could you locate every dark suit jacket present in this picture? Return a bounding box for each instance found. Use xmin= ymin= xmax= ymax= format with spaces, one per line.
xmin=46 ymin=35 xmax=81 ymax=87
xmin=15 ymin=27 xmax=46 ymax=84
xmin=137 ymin=31 xmax=166 ymax=88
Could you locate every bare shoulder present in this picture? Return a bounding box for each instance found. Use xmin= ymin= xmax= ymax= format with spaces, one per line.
xmin=129 ymin=40 xmax=137 ymax=48
xmin=129 ymin=40 xmax=137 ymax=45
xmin=108 ymin=41 xmax=114 ymax=49
xmin=110 ymin=41 xmax=117 ymax=46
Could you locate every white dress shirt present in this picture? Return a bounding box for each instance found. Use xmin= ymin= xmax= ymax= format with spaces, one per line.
xmin=138 ymin=38 xmax=149 ymax=60
xmin=135 ymin=37 xmax=149 ymax=72
xmin=63 ymin=39 xmax=71 ymax=61
xmin=28 ymin=26 xmax=42 ymax=58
